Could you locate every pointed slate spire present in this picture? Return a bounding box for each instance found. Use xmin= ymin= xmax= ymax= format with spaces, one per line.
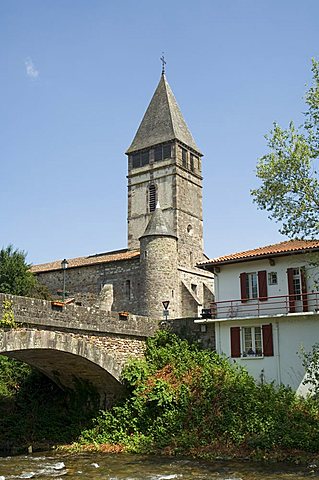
xmin=140 ymin=202 xmax=177 ymax=239
xmin=126 ymin=74 xmax=201 ymax=154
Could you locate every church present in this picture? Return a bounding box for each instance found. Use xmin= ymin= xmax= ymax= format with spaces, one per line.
xmin=32 ymin=69 xmax=214 ymax=320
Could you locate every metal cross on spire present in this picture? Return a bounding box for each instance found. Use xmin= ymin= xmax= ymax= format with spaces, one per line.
xmin=160 ymin=53 xmax=166 ymax=75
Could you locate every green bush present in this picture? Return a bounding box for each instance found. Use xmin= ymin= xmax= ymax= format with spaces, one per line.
xmin=80 ymin=331 xmax=319 ymax=454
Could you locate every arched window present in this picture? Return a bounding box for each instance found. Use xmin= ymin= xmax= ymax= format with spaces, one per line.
xmin=149 ymin=184 xmax=156 ymax=212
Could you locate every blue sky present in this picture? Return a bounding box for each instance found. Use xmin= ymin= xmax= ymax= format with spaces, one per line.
xmin=1 ymin=0 xmax=319 ymax=265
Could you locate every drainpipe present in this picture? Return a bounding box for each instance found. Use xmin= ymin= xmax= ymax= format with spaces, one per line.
xmin=214 ymin=270 xmax=219 ymax=304
xmin=275 ymin=321 xmax=282 ymax=385
xmin=217 ymin=321 xmax=222 ymax=355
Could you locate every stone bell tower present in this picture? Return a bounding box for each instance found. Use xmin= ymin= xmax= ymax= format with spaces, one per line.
xmin=126 ymin=69 xmax=205 ymax=268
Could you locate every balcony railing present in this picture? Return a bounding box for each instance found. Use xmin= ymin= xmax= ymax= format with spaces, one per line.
xmin=206 ymin=291 xmax=319 ymax=320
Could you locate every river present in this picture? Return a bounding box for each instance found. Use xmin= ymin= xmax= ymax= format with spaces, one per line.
xmin=0 ymin=452 xmax=318 ymax=479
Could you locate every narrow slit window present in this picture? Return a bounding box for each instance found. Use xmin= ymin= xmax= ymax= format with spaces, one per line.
xmin=125 ymin=280 xmax=131 ymax=300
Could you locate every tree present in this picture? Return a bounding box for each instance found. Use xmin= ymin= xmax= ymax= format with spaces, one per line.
xmin=0 ymin=245 xmax=36 ymax=296
xmin=251 ymin=59 xmax=319 ymax=238
xmin=0 ymin=244 xmax=51 ymax=299
xmin=301 ymin=343 xmax=319 ymax=398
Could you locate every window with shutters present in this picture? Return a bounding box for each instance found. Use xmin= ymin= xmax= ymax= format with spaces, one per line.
xmin=149 ymin=184 xmax=156 ymax=212
xmin=242 ymin=326 xmax=262 ymax=357
xmin=230 ymin=323 xmax=273 ymax=358
xmin=287 ymin=266 xmax=308 ymax=313
xmin=240 ymin=270 xmax=268 ymax=302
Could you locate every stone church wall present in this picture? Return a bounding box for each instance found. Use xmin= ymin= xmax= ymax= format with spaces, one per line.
xmin=178 ymin=267 xmax=214 ymax=318
xmin=36 ymin=257 xmax=141 ymax=312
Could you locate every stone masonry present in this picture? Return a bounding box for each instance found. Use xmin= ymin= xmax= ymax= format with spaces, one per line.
xmin=0 ymin=293 xmax=157 ymax=406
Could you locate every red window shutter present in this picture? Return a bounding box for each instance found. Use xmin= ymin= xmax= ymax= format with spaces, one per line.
xmin=240 ymin=273 xmax=248 ymax=303
xmin=230 ymin=326 xmax=241 ymax=358
xmin=258 ymin=270 xmax=268 ymax=301
xmin=301 ymin=267 xmax=308 ymax=312
xmin=262 ymin=323 xmax=274 ymax=357
xmin=287 ymin=268 xmax=295 ymax=313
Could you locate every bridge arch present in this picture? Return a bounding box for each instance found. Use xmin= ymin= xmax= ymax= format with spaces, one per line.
xmin=0 ymin=328 xmax=126 ymax=407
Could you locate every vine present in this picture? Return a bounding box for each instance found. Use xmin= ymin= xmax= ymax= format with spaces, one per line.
xmin=0 ymin=300 xmax=17 ymax=329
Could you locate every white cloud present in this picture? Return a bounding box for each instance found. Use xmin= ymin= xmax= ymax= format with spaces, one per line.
xmin=25 ymin=58 xmax=39 ymax=79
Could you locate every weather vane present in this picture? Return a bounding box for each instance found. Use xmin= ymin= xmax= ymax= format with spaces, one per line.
xmin=160 ymin=52 xmax=166 ymax=75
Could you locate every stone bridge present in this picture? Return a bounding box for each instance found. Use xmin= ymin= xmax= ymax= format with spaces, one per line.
xmin=0 ymin=294 xmax=159 ymax=406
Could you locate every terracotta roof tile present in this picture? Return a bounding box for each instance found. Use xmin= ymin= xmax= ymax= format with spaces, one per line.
xmin=31 ymin=249 xmax=140 ymax=273
xmin=199 ymin=240 xmax=319 ymax=267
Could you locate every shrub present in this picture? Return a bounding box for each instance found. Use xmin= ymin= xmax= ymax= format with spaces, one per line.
xmin=80 ymin=331 xmax=319 ymax=454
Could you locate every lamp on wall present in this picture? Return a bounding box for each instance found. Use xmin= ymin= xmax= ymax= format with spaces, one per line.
xmin=61 ymin=258 xmax=69 ymax=302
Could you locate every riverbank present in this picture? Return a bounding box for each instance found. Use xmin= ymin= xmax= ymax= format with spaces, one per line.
xmin=57 ymin=441 xmax=319 ymax=467
xmin=3 ymin=438 xmax=319 ymax=468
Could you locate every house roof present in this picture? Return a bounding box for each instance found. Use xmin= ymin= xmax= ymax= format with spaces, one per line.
xmin=126 ymin=74 xmax=201 ymax=155
xmin=140 ymin=202 xmax=177 ymax=239
xmin=198 ymin=240 xmax=319 ymax=269
xmin=31 ymin=249 xmax=140 ymax=273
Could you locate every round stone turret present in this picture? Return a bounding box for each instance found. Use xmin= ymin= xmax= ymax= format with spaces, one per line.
xmin=139 ymin=203 xmax=178 ymax=319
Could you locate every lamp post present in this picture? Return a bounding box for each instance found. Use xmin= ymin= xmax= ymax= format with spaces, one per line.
xmin=61 ymin=258 xmax=69 ymax=302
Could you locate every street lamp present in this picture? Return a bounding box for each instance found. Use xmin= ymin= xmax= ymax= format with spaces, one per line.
xmin=61 ymin=258 xmax=69 ymax=302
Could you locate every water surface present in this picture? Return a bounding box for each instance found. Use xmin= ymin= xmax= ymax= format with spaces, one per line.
xmin=0 ymin=452 xmax=317 ymax=479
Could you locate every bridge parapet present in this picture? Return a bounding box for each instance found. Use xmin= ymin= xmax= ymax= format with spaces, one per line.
xmin=0 ymin=293 xmax=158 ymax=338
xmin=0 ymin=293 xmax=158 ymax=406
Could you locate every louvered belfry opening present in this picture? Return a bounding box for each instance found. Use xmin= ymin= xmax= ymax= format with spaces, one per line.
xmin=149 ymin=184 xmax=156 ymax=212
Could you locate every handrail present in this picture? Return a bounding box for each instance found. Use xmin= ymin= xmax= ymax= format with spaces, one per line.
xmin=208 ymin=291 xmax=319 ymax=320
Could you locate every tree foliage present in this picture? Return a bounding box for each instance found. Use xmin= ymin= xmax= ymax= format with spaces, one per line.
xmin=0 ymin=245 xmax=51 ymax=299
xmin=301 ymin=343 xmax=319 ymax=397
xmin=0 ymin=245 xmax=36 ymax=296
xmin=251 ymin=60 xmax=319 ymax=238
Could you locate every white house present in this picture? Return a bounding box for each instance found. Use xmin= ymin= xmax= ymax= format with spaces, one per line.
xmin=197 ymin=240 xmax=319 ymax=394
